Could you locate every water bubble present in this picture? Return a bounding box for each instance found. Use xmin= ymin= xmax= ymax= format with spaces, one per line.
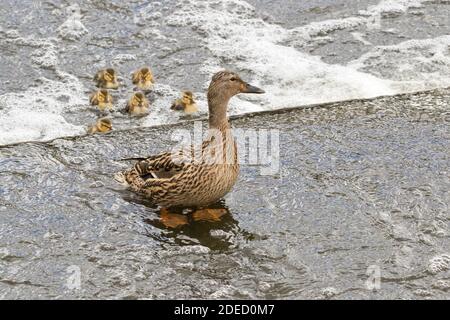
xmin=427 ymin=254 xmax=450 ymax=274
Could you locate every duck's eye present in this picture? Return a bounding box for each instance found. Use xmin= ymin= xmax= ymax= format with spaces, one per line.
xmin=230 ymin=77 xmax=237 ymax=82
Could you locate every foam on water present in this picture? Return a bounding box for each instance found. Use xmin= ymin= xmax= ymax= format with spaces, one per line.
xmin=427 ymin=254 xmax=450 ymax=274
xmin=166 ymin=0 xmax=448 ymax=112
xmin=2 ymin=31 xmax=60 ymax=70
xmin=0 ymin=73 xmax=86 ymax=145
xmin=362 ymin=0 xmax=425 ymax=17
xmin=288 ymin=0 xmax=426 ymax=43
xmin=57 ymin=4 xmax=88 ymax=41
xmin=349 ymin=35 xmax=450 ymax=92
xmin=0 ymin=0 xmax=449 ymax=145
xmin=167 ymin=1 xmax=388 ymax=110
xmin=0 ymin=24 xmax=89 ymax=145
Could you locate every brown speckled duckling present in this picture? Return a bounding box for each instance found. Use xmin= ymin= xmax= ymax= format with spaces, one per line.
xmin=131 ymin=67 xmax=154 ymax=91
xmin=87 ymin=117 xmax=112 ymax=134
xmin=89 ymin=89 xmax=113 ymax=111
xmin=115 ymin=71 xmax=264 ymax=208
xmin=94 ymin=68 xmax=119 ymax=89
xmin=125 ymin=92 xmax=150 ymax=115
xmin=171 ymin=91 xmax=198 ymax=114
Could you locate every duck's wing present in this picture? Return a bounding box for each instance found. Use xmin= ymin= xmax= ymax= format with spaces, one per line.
xmin=115 ymin=151 xmax=182 ymax=191
xmin=134 ymin=151 xmax=187 ymax=179
xmin=116 ymin=137 xmax=216 ymax=193
xmin=115 ymin=136 xmax=216 ymax=184
xmin=117 ymin=149 xmax=189 ymax=188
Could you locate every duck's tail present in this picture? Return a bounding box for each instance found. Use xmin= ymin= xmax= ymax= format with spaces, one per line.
xmin=114 ymin=168 xmax=147 ymax=193
xmin=113 ymin=171 xmax=130 ymax=187
xmin=115 ymin=156 xmax=147 ymax=162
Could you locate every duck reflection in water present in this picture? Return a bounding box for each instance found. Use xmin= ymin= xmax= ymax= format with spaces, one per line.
xmin=154 ymin=201 xmax=230 ymax=229
xmin=120 ymin=192 xmax=254 ymax=249
xmin=146 ymin=201 xmax=254 ymax=250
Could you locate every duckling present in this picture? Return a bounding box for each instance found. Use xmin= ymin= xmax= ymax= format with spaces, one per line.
xmin=87 ymin=117 xmax=112 ymax=134
xmin=115 ymin=70 xmax=265 ymax=208
xmin=125 ymin=92 xmax=150 ymax=115
xmin=170 ymin=91 xmax=198 ymax=114
xmin=131 ymin=67 xmax=154 ymax=91
xmin=89 ymin=89 xmax=113 ymax=111
xmin=94 ymin=68 xmax=119 ymax=89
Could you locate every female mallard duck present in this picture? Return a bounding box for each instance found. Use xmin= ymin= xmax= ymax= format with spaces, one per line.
xmin=125 ymin=92 xmax=150 ymax=115
xmin=115 ymin=71 xmax=264 ymax=208
xmin=171 ymin=91 xmax=198 ymax=114
xmin=87 ymin=117 xmax=112 ymax=134
xmin=132 ymin=67 xmax=154 ymax=91
xmin=89 ymin=89 xmax=113 ymax=111
xmin=94 ymin=68 xmax=119 ymax=89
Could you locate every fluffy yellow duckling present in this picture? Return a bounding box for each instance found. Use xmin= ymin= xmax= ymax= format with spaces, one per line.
xmin=94 ymin=68 xmax=119 ymax=89
xmin=132 ymin=67 xmax=154 ymax=91
xmin=170 ymin=91 xmax=198 ymax=114
xmin=89 ymin=89 xmax=113 ymax=111
xmin=125 ymin=92 xmax=150 ymax=115
xmin=87 ymin=117 xmax=112 ymax=134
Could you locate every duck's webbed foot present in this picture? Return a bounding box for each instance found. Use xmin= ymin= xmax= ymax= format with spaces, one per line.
xmin=160 ymin=208 xmax=188 ymax=229
xmin=192 ymin=208 xmax=228 ymax=222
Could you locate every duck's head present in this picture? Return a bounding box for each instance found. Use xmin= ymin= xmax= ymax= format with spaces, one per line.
xmin=182 ymin=91 xmax=195 ymax=104
xmin=104 ymin=68 xmax=116 ymax=82
xmin=141 ymin=67 xmax=154 ymax=83
xmin=207 ymin=70 xmax=264 ymax=102
xmin=97 ymin=89 xmax=111 ymax=103
xmin=129 ymin=92 xmax=147 ymax=106
xmin=95 ymin=68 xmax=119 ymax=89
xmin=132 ymin=67 xmax=154 ymax=90
xmin=96 ymin=118 xmax=112 ymax=132
xmin=133 ymin=67 xmax=154 ymax=83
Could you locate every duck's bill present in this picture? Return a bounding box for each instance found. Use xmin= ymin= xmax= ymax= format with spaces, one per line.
xmin=243 ymin=83 xmax=265 ymax=94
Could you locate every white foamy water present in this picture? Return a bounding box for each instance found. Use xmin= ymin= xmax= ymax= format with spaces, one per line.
xmin=349 ymin=35 xmax=450 ymax=92
xmin=57 ymin=4 xmax=88 ymax=41
xmin=167 ymin=0 xmax=449 ymax=110
xmin=428 ymin=254 xmax=450 ymax=274
xmin=0 ymin=0 xmax=449 ymax=145
xmin=0 ymin=74 xmax=86 ymax=145
xmin=0 ymin=5 xmax=88 ymax=145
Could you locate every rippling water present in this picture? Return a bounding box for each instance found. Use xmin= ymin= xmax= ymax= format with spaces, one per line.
xmin=1 ymin=89 xmax=449 ymax=299
xmin=0 ymin=0 xmax=449 ymax=299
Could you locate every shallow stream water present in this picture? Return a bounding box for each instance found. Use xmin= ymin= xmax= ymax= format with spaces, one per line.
xmin=0 ymin=0 xmax=449 ymax=299
xmin=1 ymin=89 xmax=449 ymax=299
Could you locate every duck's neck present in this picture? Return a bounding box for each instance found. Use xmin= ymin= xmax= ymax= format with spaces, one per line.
xmin=207 ymin=92 xmax=230 ymax=131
